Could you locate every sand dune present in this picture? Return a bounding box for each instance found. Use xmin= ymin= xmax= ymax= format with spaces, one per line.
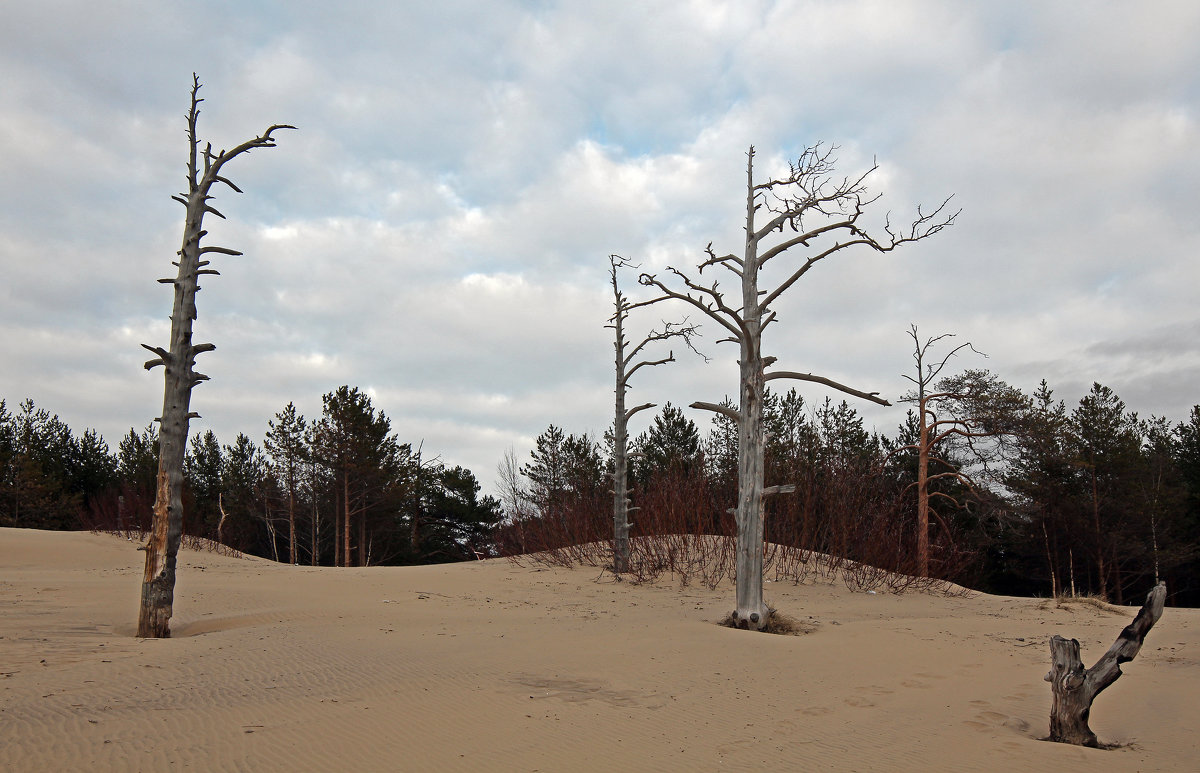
xmin=1 ymin=528 xmax=1196 ymax=772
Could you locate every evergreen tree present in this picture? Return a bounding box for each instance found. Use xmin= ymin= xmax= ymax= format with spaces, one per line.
xmin=221 ymin=433 xmax=269 ymax=555
xmin=522 ymin=425 xmax=569 ymax=525
xmin=312 ymin=386 xmax=407 ymax=566
xmin=264 ymin=402 xmax=307 ymax=564
xmin=1067 ymin=383 xmax=1143 ymax=601
xmin=185 ymin=430 xmax=223 ymax=537
xmin=419 ymin=465 xmax=503 ymax=561
xmin=69 ymin=429 xmax=118 ymax=515
xmin=634 ymin=403 xmax=701 ymax=484
xmin=1172 ymin=406 xmax=1200 ymax=601
xmin=999 ymin=382 xmax=1075 ymax=595
xmin=3 ymin=400 xmax=81 ymax=528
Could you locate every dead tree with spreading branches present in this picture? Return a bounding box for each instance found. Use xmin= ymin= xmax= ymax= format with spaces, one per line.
xmin=607 ymin=255 xmax=699 ymax=574
xmin=137 ymin=75 xmax=293 ymax=638
xmin=640 ymin=145 xmax=955 ymax=630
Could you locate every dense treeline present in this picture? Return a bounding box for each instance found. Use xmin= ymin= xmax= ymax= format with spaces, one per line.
xmin=0 ymin=388 xmax=501 ymax=566
xmin=497 ymin=382 xmax=1200 ymax=606
xmin=5 ymin=378 xmax=1199 ymax=603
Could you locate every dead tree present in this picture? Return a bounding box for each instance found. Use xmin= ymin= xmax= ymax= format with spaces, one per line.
xmin=606 ymin=255 xmax=698 ymax=573
xmin=893 ymin=326 xmax=1025 ymax=576
xmin=640 ymin=145 xmax=954 ymax=630
xmin=137 ymin=75 xmax=292 ymax=638
xmin=1045 ymin=582 xmax=1166 ymax=747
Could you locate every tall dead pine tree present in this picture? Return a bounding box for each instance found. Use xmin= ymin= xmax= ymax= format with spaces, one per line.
xmin=641 ymin=145 xmax=954 ymax=630
xmin=607 ymin=255 xmax=697 ymax=573
xmin=137 ymin=75 xmax=292 ymax=638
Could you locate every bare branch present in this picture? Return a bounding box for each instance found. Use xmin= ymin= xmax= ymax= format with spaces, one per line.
xmin=638 ymin=270 xmax=744 ymax=342
xmin=691 ymin=400 xmax=743 ymax=424
xmin=213 ymin=175 xmax=243 ymax=194
xmin=625 ymin=402 xmax=655 ymax=421
xmin=199 ymin=245 xmax=244 ymax=257
xmin=625 ymin=353 xmax=674 ymax=381
xmin=764 ymin=370 xmax=891 ymax=406
xmin=699 ymin=242 xmax=744 ymax=277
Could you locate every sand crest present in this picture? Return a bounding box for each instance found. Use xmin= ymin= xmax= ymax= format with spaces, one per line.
xmin=1 ymin=528 xmax=1196 ymax=771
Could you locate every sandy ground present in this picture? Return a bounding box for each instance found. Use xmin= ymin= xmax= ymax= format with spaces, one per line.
xmin=1 ymin=528 xmax=1196 ymax=772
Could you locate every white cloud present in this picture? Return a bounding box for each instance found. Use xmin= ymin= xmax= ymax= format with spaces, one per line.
xmin=3 ymin=1 xmax=1200 ymax=494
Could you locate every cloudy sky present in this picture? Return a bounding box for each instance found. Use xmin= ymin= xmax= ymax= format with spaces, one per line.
xmin=3 ymin=1 xmax=1199 ymax=492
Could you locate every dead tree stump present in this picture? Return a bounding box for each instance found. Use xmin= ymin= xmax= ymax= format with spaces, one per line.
xmin=1044 ymin=582 xmax=1166 ymax=747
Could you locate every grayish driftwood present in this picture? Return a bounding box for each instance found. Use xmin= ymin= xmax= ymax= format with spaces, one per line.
xmin=136 ymin=75 xmax=292 ymax=638
xmin=640 ymin=145 xmax=954 ymax=629
xmin=1044 ymin=582 xmax=1166 ymax=746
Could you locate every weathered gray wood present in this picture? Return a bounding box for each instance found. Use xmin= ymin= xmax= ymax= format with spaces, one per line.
xmin=136 ymin=75 xmax=291 ymax=638
xmin=1044 ymin=582 xmax=1167 ymax=746
xmin=642 ymin=145 xmax=954 ymax=630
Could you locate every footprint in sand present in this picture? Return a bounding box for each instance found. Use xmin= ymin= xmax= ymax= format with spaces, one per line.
xmin=795 ymin=705 xmax=832 ymax=716
xmin=961 ymin=706 xmax=1033 ymax=735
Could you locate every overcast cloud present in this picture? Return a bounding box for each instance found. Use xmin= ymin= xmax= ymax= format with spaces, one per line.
xmin=2 ymin=1 xmax=1199 ymax=493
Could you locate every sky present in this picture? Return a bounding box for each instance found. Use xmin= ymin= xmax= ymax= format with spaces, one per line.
xmin=2 ymin=1 xmax=1199 ymax=494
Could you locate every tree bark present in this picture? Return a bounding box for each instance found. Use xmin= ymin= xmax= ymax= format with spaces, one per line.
xmin=611 ymin=336 xmax=633 ymax=573
xmin=136 ymin=75 xmax=291 ymax=637
xmin=1045 ymin=582 xmax=1166 ymax=746
xmin=732 ymin=152 xmax=768 ymax=629
xmin=916 ymin=392 xmax=930 ymax=577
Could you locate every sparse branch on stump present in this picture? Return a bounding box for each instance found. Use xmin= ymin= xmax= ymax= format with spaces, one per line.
xmin=136 ymin=75 xmax=291 ymax=638
xmin=1045 ymin=582 xmax=1166 ymax=747
xmin=641 ymin=145 xmax=954 ymax=629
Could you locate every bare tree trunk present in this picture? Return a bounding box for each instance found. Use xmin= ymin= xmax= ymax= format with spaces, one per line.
xmin=137 ymin=75 xmax=291 ymax=637
xmin=611 ymin=359 xmax=633 ymax=573
xmin=1091 ymin=469 xmax=1108 ymax=599
xmin=1042 ymin=520 xmax=1058 ymax=599
xmin=358 ymin=508 xmax=367 ymax=567
xmin=733 ymin=333 xmax=768 ymax=627
xmin=287 ymin=488 xmax=296 ymax=564
xmin=333 ymin=483 xmax=341 ymax=568
xmin=410 ymin=448 xmax=423 ymax=556
xmin=1045 ymin=583 xmax=1166 ymax=746
xmin=217 ymin=492 xmax=229 ymax=547
xmin=264 ymin=503 xmax=280 ymax=562
xmin=606 ymin=255 xmax=693 ymax=574
xmin=343 ymin=472 xmax=351 ymax=567
xmin=916 ymin=394 xmax=931 ymax=577
xmin=733 ymin=160 xmax=768 ymax=627
xmin=311 ymin=457 xmax=320 ymax=567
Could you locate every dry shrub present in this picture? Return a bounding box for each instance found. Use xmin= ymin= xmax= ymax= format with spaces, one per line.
xmin=1038 ymin=594 xmax=1127 ymax=615
xmin=91 ymin=527 xmax=245 ymax=558
xmin=499 ymin=458 xmax=973 ymax=597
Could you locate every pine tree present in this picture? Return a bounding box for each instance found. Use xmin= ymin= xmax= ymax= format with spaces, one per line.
xmin=264 ymin=402 xmax=307 ymax=564
xmin=1068 ymin=383 xmax=1143 ymax=601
